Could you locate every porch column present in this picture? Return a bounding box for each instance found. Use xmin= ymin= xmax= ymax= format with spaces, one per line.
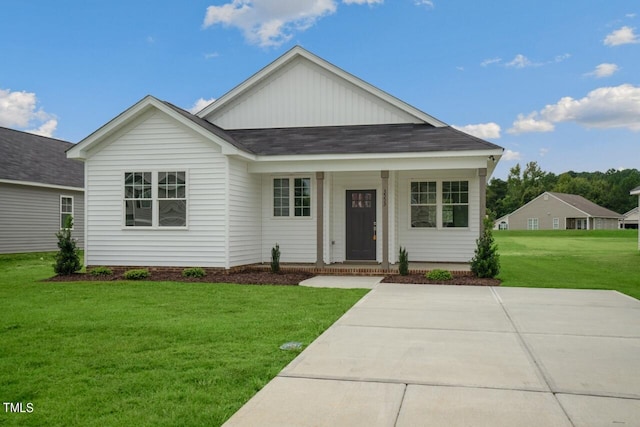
xmin=316 ymin=172 xmax=325 ymax=269
xmin=478 ymin=168 xmax=487 ymax=233
xmin=381 ymin=170 xmax=389 ymax=271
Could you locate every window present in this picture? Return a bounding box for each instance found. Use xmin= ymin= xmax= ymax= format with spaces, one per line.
xmin=60 ymin=196 xmax=73 ymax=229
xmin=158 ymin=172 xmax=186 ymax=227
xmin=410 ymin=181 xmax=436 ymax=227
xmin=527 ymin=218 xmax=539 ymax=230
xmin=442 ymin=181 xmax=469 ymax=228
xmin=124 ymin=171 xmax=187 ymax=227
xmin=273 ymin=178 xmax=290 ymax=217
xmin=273 ymin=177 xmax=311 ymax=217
xmin=553 ymin=218 xmax=560 ymax=230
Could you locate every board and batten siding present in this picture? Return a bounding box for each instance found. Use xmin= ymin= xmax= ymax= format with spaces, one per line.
xmin=84 ymin=111 xmax=228 ymax=267
xmin=261 ymin=174 xmax=316 ymax=263
xmin=396 ymin=170 xmax=480 ymax=263
xmin=207 ymin=58 xmax=418 ymax=130
xmin=0 ymin=183 xmax=84 ymax=253
xmin=228 ymin=158 xmax=262 ymax=267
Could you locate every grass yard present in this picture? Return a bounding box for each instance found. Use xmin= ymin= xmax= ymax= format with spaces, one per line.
xmin=0 ymin=253 xmax=368 ymax=426
xmin=495 ymin=229 xmax=640 ymax=299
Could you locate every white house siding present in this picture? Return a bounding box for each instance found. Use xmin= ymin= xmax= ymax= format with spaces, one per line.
xmin=396 ymin=170 xmax=480 ymax=263
xmin=0 ymin=183 xmax=84 ymax=253
xmin=228 ymin=158 xmax=262 ymax=267
xmin=261 ymin=173 xmax=317 ymax=263
xmin=207 ymin=58 xmax=418 ymax=129
xmin=84 ymin=111 xmax=228 ymax=267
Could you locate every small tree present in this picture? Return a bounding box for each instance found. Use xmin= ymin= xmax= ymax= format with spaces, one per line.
xmin=471 ymin=218 xmax=500 ymax=278
xmin=398 ymin=246 xmax=409 ymax=276
xmin=54 ymin=216 xmax=82 ymax=275
xmin=271 ymin=243 xmax=280 ymax=273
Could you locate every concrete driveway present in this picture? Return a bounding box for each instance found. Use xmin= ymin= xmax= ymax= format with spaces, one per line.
xmin=224 ymin=284 xmax=640 ymax=426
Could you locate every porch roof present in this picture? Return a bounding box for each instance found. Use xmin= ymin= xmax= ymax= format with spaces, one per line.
xmin=226 ymin=123 xmax=502 ymax=156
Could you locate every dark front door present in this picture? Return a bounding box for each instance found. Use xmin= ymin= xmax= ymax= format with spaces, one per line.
xmin=346 ymin=190 xmax=376 ymax=260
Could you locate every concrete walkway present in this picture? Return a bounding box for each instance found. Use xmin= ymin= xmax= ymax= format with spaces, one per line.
xmin=224 ymin=284 xmax=640 ymax=426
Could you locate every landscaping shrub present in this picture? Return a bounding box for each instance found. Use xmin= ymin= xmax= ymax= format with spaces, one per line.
xmin=271 ymin=243 xmax=280 ymax=273
xmin=182 ymin=267 xmax=206 ymax=278
xmin=471 ymin=218 xmax=500 ymax=278
xmin=398 ymin=246 xmax=409 ymax=276
xmin=53 ymin=216 xmax=82 ymax=275
xmin=89 ymin=266 xmax=113 ymax=277
xmin=123 ymin=269 xmax=150 ymax=280
xmin=426 ymin=269 xmax=453 ymax=281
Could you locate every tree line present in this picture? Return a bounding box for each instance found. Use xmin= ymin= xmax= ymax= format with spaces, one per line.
xmin=487 ymin=162 xmax=640 ymax=220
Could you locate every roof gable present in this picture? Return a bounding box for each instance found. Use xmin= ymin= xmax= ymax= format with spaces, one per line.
xmin=548 ymin=192 xmax=622 ymax=218
xmin=198 ymin=46 xmax=447 ymax=129
xmin=0 ymin=127 xmax=83 ymax=188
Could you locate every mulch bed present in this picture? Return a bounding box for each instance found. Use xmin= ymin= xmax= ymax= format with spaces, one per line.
xmin=382 ymin=273 xmax=500 ymax=286
xmin=45 ymin=270 xmax=314 ymax=286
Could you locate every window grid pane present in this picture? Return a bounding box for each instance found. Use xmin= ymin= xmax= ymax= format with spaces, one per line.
xmin=124 ymin=172 xmax=152 ymax=227
xmin=158 ymin=171 xmax=186 ymax=227
xmin=411 ymin=181 xmax=436 ymax=228
xmin=442 ymin=181 xmax=469 ymax=228
xmin=294 ymin=178 xmax=311 ymax=217
xmin=273 ymin=178 xmax=290 ymax=216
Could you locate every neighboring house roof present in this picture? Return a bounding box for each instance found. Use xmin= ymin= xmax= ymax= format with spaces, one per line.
xmin=622 ymin=207 xmax=639 ymax=220
xmin=226 ymin=124 xmax=501 ymax=156
xmin=631 ymin=186 xmax=640 ymax=195
xmin=0 ymin=126 xmax=83 ymax=189
xmin=547 ymin=192 xmax=622 ymax=218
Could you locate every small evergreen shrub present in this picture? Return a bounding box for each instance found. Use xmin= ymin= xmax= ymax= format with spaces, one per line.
xmin=53 ymin=216 xmax=82 ymax=275
xmin=123 ymin=269 xmax=150 ymax=280
xmin=271 ymin=243 xmax=281 ymax=273
xmin=90 ymin=266 xmax=113 ymax=277
xmin=182 ymin=267 xmax=206 ymax=278
xmin=398 ymin=246 xmax=409 ymax=276
xmin=426 ymin=269 xmax=453 ymax=281
xmin=471 ymin=218 xmax=500 ymax=278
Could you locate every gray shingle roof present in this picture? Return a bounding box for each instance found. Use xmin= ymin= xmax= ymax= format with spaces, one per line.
xmin=0 ymin=127 xmax=84 ymax=188
xmin=549 ymin=192 xmax=622 ymax=218
xmin=226 ymin=124 xmax=502 ymax=155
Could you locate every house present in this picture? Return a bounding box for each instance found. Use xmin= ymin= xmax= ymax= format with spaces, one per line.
xmin=632 ymin=186 xmax=640 ymax=250
xmin=67 ymin=46 xmax=503 ymax=270
xmin=0 ymin=127 xmax=84 ymax=253
xmin=494 ymin=191 xmax=622 ymax=231
xmin=620 ymin=207 xmax=638 ymax=229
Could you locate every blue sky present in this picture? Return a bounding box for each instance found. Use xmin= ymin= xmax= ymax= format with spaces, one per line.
xmin=1 ymin=0 xmax=638 ymax=179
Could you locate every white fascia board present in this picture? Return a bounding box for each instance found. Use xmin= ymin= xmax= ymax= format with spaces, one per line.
xmin=67 ymin=96 xmax=253 ymax=161
xmin=0 ymin=178 xmax=84 ymax=192
xmin=197 ymin=46 xmax=447 ymax=127
xmin=252 ymin=148 xmax=503 ymax=163
xmin=248 ymin=153 xmax=496 ymax=174
xmin=631 ymin=187 xmax=640 ymax=195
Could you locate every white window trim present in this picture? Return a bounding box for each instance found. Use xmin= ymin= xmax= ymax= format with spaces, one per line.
xmin=408 ymin=180 xmax=470 ymax=230
xmin=527 ymin=218 xmax=539 ymax=230
xmin=122 ymin=170 xmax=189 ymax=229
xmin=60 ymin=195 xmax=74 ymax=230
xmin=553 ymin=218 xmax=560 ymax=230
xmin=271 ymin=175 xmax=313 ymax=220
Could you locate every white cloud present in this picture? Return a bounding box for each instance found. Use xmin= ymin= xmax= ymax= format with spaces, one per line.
xmin=481 ymin=57 xmax=502 ymax=67
xmin=204 ymin=52 xmax=220 ymax=59
xmin=344 ymin=0 xmax=383 ymax=4
xmin=413 ymin=0 xmax=434 ymax=7
xmin=0 ymin=88 xmax=57 ymax=137
xmin=507 ymin=113 xmax=554 ymax=134
xmin=506 ymin=54 xmax=537 ymax=68
xmin=539 ymin=148 xmax=549 ymax=157
xmin=603 ymin=26 xmax=639 ymax=46
xmin=502 ymin=149 xmax=522 ymax=161
xmin=585 ymin=63 xmax=619 ymax=78
xmin=509 ymin=84 xmax=640 ymax=134
xmin=189 ymin=97 xmax=216 ymax=114
xmin=453 ymin=122 xmax=501 ymax=139
xmin=553 ymin=53 xmax=571 ymax=63
xmin=203 ymin=0 xmax=341 ymax=47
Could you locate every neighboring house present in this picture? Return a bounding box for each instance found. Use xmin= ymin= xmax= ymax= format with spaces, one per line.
xmin=620 ymin=207 xmax=638 ymax=229
xmin=0 ymin=127 xmax=84 ymax=253
xmin=67 ymin=46 xmax=503 ymax=270
xmin=632 ymin=186 xmax=640 ymax=250
xmin=494 ymin=191 xmax=622 ymax=231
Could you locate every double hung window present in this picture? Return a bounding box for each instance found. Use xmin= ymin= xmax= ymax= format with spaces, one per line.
xmin=124 ymin=171 xmax=187 ymax=227
xmin=60 ymin=196 xmax=74 ymax=229
xmin=410 ymin=180 xmax=469 ymax=228
xmin=273 ymin=177 xmax=311 ymax=217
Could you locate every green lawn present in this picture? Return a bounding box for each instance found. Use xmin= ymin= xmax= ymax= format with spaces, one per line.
xmin=0 ymin=253 xmax=368 ymax=426
xmin=495 ymin=229 xmax=640 ymax=299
